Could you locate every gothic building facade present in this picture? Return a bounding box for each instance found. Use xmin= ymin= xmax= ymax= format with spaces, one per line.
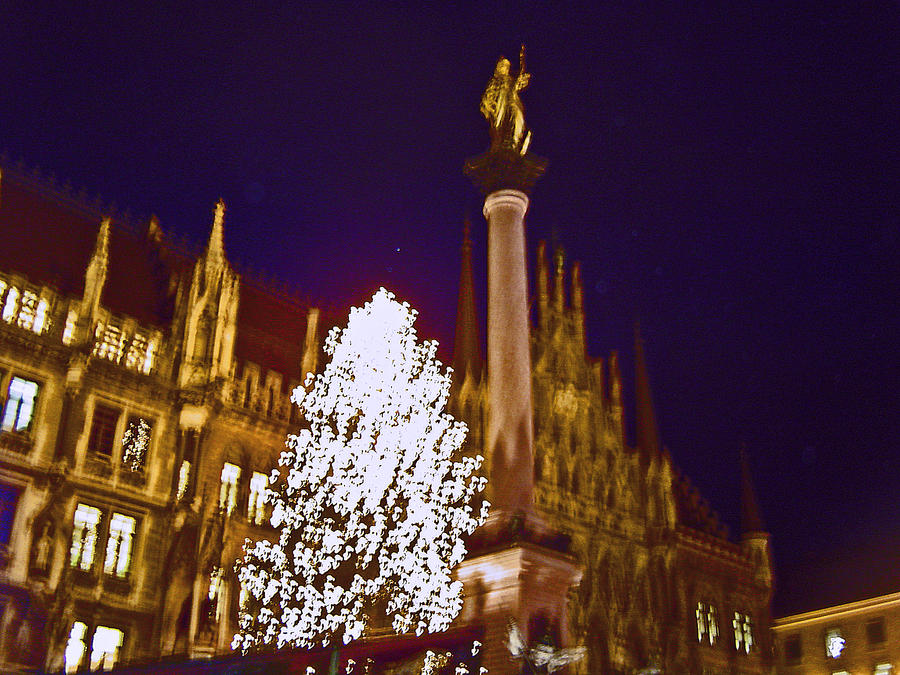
xmin=450 ymin=225 xmax=774 ymax=674
xmin=0 ymin=164 xmax=320 ymax=672
xmin=0 ymin=160 xmax=772 ymax=673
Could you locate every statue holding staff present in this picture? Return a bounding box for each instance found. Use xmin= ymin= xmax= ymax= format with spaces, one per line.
xmin=480 ymin=45 xmax=533 ymax=155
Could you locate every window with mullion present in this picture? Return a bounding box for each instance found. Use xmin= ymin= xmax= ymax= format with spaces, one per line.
xmin=88 ymin=404 xmax=120 ymax=458
xmin=103 ymin=513 xmax=136 ymax=578
xmin=69 ymin=504 xmax=102 ymax=571
xmin=1 ymin=376 xmax=40 ymax=433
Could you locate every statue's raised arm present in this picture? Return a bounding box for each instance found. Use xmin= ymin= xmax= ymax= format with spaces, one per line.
xmin=479 ymin=44 xmax=533 ymax=155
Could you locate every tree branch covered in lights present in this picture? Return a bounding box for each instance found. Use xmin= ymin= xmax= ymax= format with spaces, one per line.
xmin=233 ymin=288 xmax=489 ymax=652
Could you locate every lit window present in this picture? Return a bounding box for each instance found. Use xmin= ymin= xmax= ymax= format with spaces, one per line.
xmin=94 ymin=323 xmax=126 ymax=363
xmin=208 ymin=566 xmax=224 ymax=622
xmin=874 ymin=664 xmax=893 ymax=675
xmin=62 ymin=309 xmax=78 ymax=345
xmin=35 ymin=297 xmax=49 ymax=334
xmin=176 ymin=460 xmax=191 ymax=501
xmin=121 ymin=416 xmax=152 ymax=471
xmin=733 ymin=612 xmax=753 ymax=653
xmin=825 ymin=628 xmax=845 ymax=659
xmin=696 ymin=602 xmax=718 ymax=645
xmin=248 ymin=471 xmax=268 ymax=525
xmin=1 ymin=376 xmax=39 ymax=433
xmin=219 ymin=463 xmax=241 ymax=515
xmin=70 ymin=504 xmax=101 ymax=570
xmin=2 ymin=286 xmax=19 ymax=322
xmin=103 ymin=513 xmax=135 ymax=578
xmin=143 ymin=339 xmax=156 ymax=374
xmin=88 ymin=404 xmax=120 ymax=458
xmin=65 ymin=621 xmax=88 ymax=673
xmin=124 ymin=333 xmax=146 ymax=370
xmin=89 ymin=625 xmax=123 ymax=671
xmin=125 ymin=333 xmax=155 ymax=374
xmin=16 ymin=290 xmax=40 ymax=332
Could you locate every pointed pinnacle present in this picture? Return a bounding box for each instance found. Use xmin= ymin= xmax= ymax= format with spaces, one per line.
xmin=208 ymin=198 xmax=226 ymax=260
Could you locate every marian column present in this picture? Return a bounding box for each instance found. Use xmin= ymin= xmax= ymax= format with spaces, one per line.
xmin=456 ymin=48 xmax=583 ymax=675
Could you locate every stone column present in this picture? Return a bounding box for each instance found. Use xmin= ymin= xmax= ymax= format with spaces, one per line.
xmin=462 ymin=53 xmax=581 ymax=673
xmin=484 ymin=189 xmax=534 ymax=516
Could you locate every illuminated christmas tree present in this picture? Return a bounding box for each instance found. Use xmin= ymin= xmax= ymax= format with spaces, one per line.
xmin=233 ymin=288 xmax=489 ymax=653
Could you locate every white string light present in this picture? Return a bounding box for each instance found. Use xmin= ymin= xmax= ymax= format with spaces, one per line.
xmin=233 ymin=289 xmax=489 ymax=652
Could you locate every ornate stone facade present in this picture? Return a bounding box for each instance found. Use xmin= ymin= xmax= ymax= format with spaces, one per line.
xmin=0 ymin=158 xmax=773 ymax=673
xmin=450 ymin=228 xmax=775 ymax=673
xmin=0 ymin=164 xmax=318 ymax=672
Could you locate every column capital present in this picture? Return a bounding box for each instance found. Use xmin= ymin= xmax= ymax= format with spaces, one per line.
xmin=483 ymin=189 xmax=529 ymax=219
xmin=482 ymin=190 xmax=528 ymax=218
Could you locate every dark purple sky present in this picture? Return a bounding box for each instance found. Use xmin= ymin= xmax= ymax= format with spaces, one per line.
xmin=2 ymin=3 xmax=897 ymax=615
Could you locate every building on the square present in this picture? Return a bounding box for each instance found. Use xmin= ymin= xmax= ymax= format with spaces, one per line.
xmin=0 ymin=152 xmax=773 ymax=673
xmin=772 ymin=592 xmax=898 ymax=674
xmin=0 ymin=164 xmax=320 ymax=672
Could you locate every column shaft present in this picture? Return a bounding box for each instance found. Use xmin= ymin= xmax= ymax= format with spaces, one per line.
xmin=484 ymin=189 xmax=533 ymax=515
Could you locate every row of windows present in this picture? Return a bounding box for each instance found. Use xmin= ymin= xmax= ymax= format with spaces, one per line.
xmin=783 ymin=617 xmax=889 ymax=662
xmin=696 ymin=602 xmax=753 ymax=653
xmin=68 ymin=461 xmax=270 ymax=578
xmin=1 ymin=278 xmax=158 ymax=377
xmin=1 ymin=373 xmax=278 ymax=501
xmin=1 ymin=369 xmax=154 ymax=474
xmin=87 ymin=320 xmax=156 ymax=375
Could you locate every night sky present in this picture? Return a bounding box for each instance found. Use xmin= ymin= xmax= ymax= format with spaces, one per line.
xmin=2 ymin=3 xmax=897 ymax=616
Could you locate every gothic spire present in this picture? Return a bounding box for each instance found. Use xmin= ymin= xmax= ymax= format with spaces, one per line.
xmin=207 ymin=198 xmax=226 ymax=265
xmin=536 ymin=240 xmax=549 ymax=331
xmin=571 ymin=261 xmax=585 ymax=353
xmin=553 ymin=246 xmax=565 ymax=313
xmin=740 ymin=446 xmax=766 ymax=535
xmin=634 ymin=321 xmax=660 ymax=455
xmin=452 ymin=217 xmax=482 ymax=385
xmin=609 ymin=350 xmax=625 ymax=444
xmin=92 ymin=216 xmax=110 ymax=265
xmin=76 ymin=217 xmax=111 ymax=344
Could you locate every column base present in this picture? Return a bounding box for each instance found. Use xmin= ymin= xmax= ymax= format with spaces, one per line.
xmin=455 ymin=539 xmax=581 ymax=675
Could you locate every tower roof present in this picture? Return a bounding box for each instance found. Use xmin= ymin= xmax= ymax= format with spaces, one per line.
xmin=740 ymin=447 xmax=767 ymax=534
xmin=452 ymin=217 xmax=482 ymax=385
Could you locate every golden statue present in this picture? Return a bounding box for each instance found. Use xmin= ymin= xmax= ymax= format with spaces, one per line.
xmin=480 ymin=45 xmax=533 ymax=155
